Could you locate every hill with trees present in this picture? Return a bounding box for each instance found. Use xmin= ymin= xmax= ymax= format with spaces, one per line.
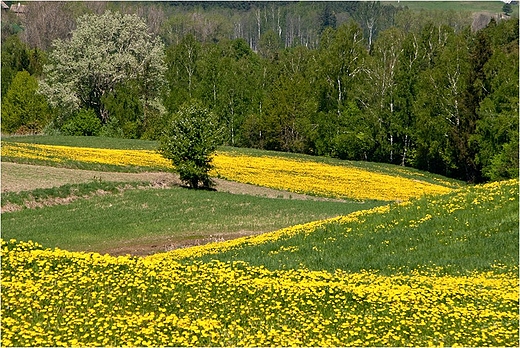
xmin=1 ymin=1 xmax=518 ymax=182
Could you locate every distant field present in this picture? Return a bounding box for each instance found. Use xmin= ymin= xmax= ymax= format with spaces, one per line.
xmin=2 ymin=136 xmax=464 ymax=196
xmin=387 ymin=1 xmax=517 ymax=14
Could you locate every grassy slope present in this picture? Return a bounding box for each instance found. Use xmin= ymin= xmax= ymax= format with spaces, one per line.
xmin=1 ymin=184 xmax=381 ymax=253
xmin=185 ymin=180 xmax=519 ymax=275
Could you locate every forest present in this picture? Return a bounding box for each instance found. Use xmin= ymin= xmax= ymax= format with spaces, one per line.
xmin=1 ymin=1 xmax=518 ymax=183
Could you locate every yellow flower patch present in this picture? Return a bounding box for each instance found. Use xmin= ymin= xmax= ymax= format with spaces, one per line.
xmin=2 ymin=142 xmax=453 ymax=201
xmin=212 ymin=153 xmax=452 ymax=201
xmin=1 ymin=142 xmax=171 ymax=168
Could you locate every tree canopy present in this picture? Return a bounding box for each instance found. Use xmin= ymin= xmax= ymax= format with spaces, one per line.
xmin=1 ymin=70 xmax=50 ymax=134
xmin=159 ymin=102 xmax=222 ymax=189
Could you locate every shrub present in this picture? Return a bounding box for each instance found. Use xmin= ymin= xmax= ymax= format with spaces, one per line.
xmin=1 ymin=71 xmax=50 ymax=134
xmin=61 ymin=109 xmax=102 ymax=136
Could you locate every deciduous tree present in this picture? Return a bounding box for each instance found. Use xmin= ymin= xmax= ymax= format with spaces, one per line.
xmin=159 ymin=102 xmax=222 ymax=189
xmin=40 ymin=10 xmax=166 ymax=126
xmin=2 ymin=71 xmax=50 ymax=134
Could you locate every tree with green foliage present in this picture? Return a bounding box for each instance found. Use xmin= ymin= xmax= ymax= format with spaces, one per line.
xmin=40 ymin=10 xmax=166 ymax=127
xmin=164 ymin=34 xmax=201 ymax=113
xmin=1 ymin=71 xmax=50 ymax=134
xmin=199 ymin=39 xmax=261 ymax=147
xmin=260 ymin=46 xmax=316 ymax=153
xmin=472 ymin=18 xmax=519 ymax=181
xmin=315 ymin=23 xmax=367 ymax=116
xmin=258 ymin=29 xmax=283 ymax=61
xmin=101 ymin=82 xmax=144 ymax=139
xmin=413 ymin=26 xmax=473 ymax=179
xmin=1 ymin=35 xmax=46 ymax=99
xmin=319 ymin=4 xmax=337 ymax=34
xmin=159 ymin=102 xmax=222 ymax=189
xmin=311 ymin=23 xmax=369 ymax=159
xmin=503 ymin=2 xmax=512 ymax=15
xmin=363 ymin=27 xmax=406 ymax=164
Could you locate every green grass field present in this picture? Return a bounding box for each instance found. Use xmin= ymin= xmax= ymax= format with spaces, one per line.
xmin=1 ymin=183 xmax=381 ymax=254
xmin=387 ymin=1 xmax=518 ymax=15
xmin=192 ymin=180 xmax=519 ymax=275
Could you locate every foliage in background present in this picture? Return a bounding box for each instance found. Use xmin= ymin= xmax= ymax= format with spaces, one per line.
xmin=101 ymin=82 xmax=144 ymax=139
xmin=61 ymin=109 xmax=101 ymax=137
xmin=159 ymin=102 xmax=222 ymax=189
xmin=472 ymin=18 xmax=520 ymax=181
xmin=161 ymin=15 xmax=518 ymax=183
xmin=1 ymin=35 xmax=46 ymax=98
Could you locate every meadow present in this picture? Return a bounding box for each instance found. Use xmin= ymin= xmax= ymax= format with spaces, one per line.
xmin=387 ymin=1 xmax=516 ymax=14
xmin=2 ymin=184 xmax=380 ymax=254
xmin=1 ymin=136 xmax=518 ymax=347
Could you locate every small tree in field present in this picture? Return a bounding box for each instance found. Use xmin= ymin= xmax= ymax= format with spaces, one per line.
xmin=159 ymin=102 xmax=222 ymax=189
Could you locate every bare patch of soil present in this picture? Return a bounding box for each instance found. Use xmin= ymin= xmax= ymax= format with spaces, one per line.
xmin=1 ymin=162 xmax=179 ymax=193
xmin=98 ymin=230 xmax=263 ymax=257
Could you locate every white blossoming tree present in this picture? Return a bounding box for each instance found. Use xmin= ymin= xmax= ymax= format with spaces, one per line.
xmin=40 ymin=10 xmax=166 ymax=127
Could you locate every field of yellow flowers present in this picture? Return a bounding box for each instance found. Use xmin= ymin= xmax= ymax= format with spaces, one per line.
xmin=2 ymin=238 xmax=517 ymax=347
xmin=1 ymin=141 xmax=453 ymax=201
xmin=2 ymin=178 xmax=519 ymax=347
xmin=1 ymin=139 xmax=518 ymax=347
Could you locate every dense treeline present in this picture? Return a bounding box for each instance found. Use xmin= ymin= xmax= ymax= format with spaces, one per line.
xmin=1 ymin=1 xmax=518 ymax=182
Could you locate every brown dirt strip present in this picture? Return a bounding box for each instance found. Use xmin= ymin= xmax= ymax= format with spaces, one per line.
xmin=1 ymin=162 xmax=347 ymax=208
xmin=100 ymin=231 xmax=264 ymax=257
xmin=1 ymin=162 xmax=176 ymax=193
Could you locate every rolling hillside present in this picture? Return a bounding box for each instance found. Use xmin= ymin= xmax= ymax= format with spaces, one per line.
xmin=1 ymin=135 xmax=517 ymax=347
